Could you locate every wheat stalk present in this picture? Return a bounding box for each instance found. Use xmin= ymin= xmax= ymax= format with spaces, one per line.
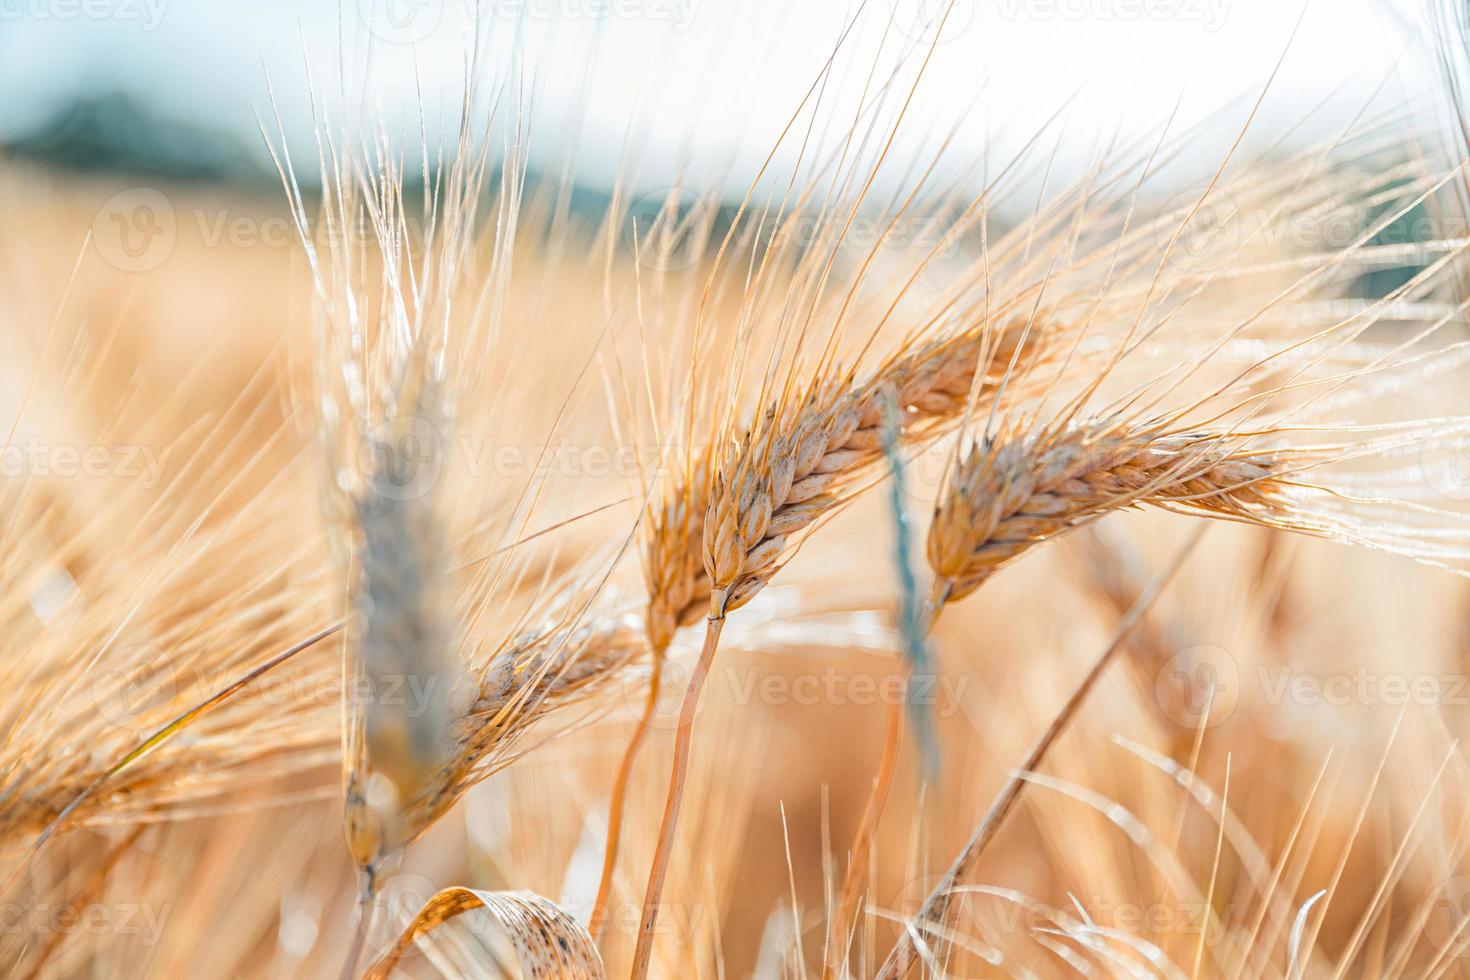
xmin=620 ymin=315 xmax=1049 ymax=973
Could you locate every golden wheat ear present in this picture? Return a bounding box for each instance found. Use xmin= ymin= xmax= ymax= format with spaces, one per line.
xmin=364 ymin=888 xmax=604 ymax=979
xmin=926 ymin=419 xmax=1295 ymax=601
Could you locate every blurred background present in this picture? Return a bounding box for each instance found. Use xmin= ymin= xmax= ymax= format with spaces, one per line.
xmin=0 ymin=0 xmax=1455 ymax=192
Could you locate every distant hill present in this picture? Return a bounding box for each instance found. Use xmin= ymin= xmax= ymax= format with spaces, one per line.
xmin=3 ymin=91 xmax=273 ymax=185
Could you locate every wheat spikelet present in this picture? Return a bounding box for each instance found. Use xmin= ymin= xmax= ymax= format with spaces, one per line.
xmin=342 ymin=356 xmax=461 ymax=871
xmin=928 ymin=420 xmax=1295 ymax=603
xmin=438 ymin=617 xmax=646 ymax=795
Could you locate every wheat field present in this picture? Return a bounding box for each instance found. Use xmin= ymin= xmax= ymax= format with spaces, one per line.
xmin=5 ymin=3 xmax=1470 ymax=978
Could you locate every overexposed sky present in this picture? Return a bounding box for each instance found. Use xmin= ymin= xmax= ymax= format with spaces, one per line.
xmin=0 ymin=0 xmax=1455 ymax=194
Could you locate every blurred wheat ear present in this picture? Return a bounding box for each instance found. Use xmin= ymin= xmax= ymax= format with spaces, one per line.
xmin=364 ymin=888 xmax=603 ymax=979
xmin=344 ymin=358 xmax=461 ymax=876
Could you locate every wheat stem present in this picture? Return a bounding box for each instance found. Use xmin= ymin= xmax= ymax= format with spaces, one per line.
xmin=339 ymin=867 xmax=377 ymax=980
xmin=824 ymin=673 xmax=905 ymax=980
xmin=590 ymin=648 xmax=664 ymax=944
xmin=629 ymin=611 xmax=725 ymax=980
